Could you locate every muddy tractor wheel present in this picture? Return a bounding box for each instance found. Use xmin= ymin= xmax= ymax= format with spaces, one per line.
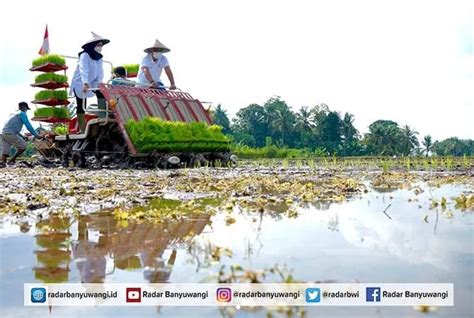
xmin=217 ymin=152 xmax=238 ymax=167
xmin=71 ymin=152 xmax=86 ymax=168
xmin=188 ymin=153 xmax=208 ymax=168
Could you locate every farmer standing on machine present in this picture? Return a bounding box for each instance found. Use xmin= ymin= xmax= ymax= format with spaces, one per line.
xmin=70 ymin=32 xmax=110 ymax=132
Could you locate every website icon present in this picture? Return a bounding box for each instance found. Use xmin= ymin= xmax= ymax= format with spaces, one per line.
xmin=31 ymin=287 xmax=47 ymax=303
xmin=366 ymin=287 xmax=381 ymax=302
xmin=305 ymin=287 xmax=321 ymax=303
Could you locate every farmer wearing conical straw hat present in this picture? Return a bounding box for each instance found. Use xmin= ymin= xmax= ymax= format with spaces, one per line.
xmin=137 ymin=39 xmax=176 ymax=90
xmin=70 ymin=32 xmax=110 ymax=132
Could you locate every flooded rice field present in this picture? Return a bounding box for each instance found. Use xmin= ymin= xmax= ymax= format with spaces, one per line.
xmin=0 ymin=162 xmax=473 ymax=317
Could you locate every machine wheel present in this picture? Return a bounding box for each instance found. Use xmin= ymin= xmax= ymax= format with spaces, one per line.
xmin=188 ymin=153 xmax=207 ymax=168
xmin=71 ymin=152 xmax=86 ymax=168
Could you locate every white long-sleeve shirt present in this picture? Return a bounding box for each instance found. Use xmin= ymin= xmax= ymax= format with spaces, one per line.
xmin=70 ymin=52 xmax=104 ymax=99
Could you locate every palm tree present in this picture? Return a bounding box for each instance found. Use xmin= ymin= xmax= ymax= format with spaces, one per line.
xmin=269 ymin=108 xmax=294 ymax=146
xmin=401 ymin=125 xmax=419 ymax=155
xmin=341 ymin=113 xmax=359 ymax=142
xmin=364 ymin=120 xmax=402 ymax=156
xmin=422 ymin=135 xmax=433 ymax=157
xmin=295 ymin=106 xmax=314 ymax=131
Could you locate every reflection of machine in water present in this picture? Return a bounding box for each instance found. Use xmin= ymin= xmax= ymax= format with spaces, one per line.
xmin=72 ymin=212 xmax=211 ymax=283
xmin=33 ymin=216 xmax=72 ymax=283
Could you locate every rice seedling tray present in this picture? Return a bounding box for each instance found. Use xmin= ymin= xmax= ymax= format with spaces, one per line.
xmin=30 ymin=63 xmax=68 ymax=73
xmin=31 ymin=81 xmax=69 ymax=89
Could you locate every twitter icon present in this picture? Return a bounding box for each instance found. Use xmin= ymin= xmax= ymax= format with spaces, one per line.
xmin=305 ymin=288 xmax=321 ymax=303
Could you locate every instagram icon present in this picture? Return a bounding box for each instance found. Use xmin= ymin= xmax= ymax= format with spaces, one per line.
xmin=216 ymin=287 xmax=232 ymax=302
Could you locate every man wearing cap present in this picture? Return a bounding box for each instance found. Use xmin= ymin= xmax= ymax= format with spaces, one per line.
xmin=70 ymin=32 xmax=110 ymax=131
xmin=137 ymin=39 xmax=176 ymax=90
xmin=1 ymin=102 xmax=41 ymax=167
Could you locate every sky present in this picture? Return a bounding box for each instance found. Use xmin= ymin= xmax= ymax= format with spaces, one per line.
xmin=0 ymin=0 xmax=472 ymax=141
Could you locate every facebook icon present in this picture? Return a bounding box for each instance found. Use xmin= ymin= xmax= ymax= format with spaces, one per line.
xmin=366 ymin=287 xmax=381 ymax=302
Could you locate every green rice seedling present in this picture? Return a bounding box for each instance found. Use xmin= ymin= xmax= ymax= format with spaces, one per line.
xmin=282 ymin=158 xmax=289 ymax=168
xmin=413 ymin=158 xmax=420 ymax=170
xmin=380 ymin=159 xmax=391 ymax=173
xmin=463 ymin=154 xmax=469 ymax=169
xmin=35 ymin=73 xmax=68 ymax=84
xmin=308 ymin=159 xmax=314 ymax=169
xmin=195 ymin=159 xmax=202 ymax=169
xmin=438 ymin=157 xmax=444 ymax=169
xmin=34 ymin=90 xmax=68 ymax=101
xmin=405 ymin=157 xmax=411 ymax=170
xmin=34 ymin=107 xmax=70 ymax=119
xmin=446 ymin=157 xmax=454 ymax=170
xmin=323 ymin=158 xmax=328 ymax=168
xmin=296 ymin=159 xmax=303 ymax=168
xmin=423 ymin=158 xmax=430 ymax=170
xmin=126 ymin=118 xmax=230 ymax=153
xmin=32 ymin=54 xmax=66 ymax=67
xmin=122 ymin=64 xmax=139 ymax=75
xmin=54 ymin=124 xmax=68 ymax=135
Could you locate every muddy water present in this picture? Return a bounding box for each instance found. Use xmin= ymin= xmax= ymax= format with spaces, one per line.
xmin=0 ymin=181 xmax=473 ymax=317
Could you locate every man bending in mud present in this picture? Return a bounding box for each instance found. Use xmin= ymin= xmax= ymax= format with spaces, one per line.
xmin=1 ymin=102 xmax=42 ymax=167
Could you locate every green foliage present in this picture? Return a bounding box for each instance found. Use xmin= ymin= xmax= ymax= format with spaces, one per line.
xmin=314 ymin=147 xmax=328 ymax=157
xmin=215 ymin=98 xmax=471 ymax=158
xmin=126 ymin=117 xmax=231 ymax=153
xmin=232 ymin=144 xmax=312 ymax=159
xmin=54 ymin=124 xmax=69 ymax=135
xmin=380 ymin=159 xmax=392 ymax=172
xmin=232 ymin=104 xmax=268 ymax=147
xmin=432 ymin=137 xmax=474 ymax=156
xmin=35 ymin=73 xmax=68 ymax=84
xmin=34 ymin=90 xmax=68 ymax=101
xmin=115 ymin=64 xmax=139 ymax=75
xmin=446 ymin=157 xmax=454 ymax=170
xmin=32 ymin=54 xmax=66 ymax=67
xmin=34 ymin=107 xmax=70 ymax=119
xmin=400 ymin=125 xmax=419 ymax=155
xmin=422 ymin=135 xmax=433 ymax=157
xmin=211 ymin=104 xmax=231 ymax=134
xmin=364 ymin=120 xmax=404 ymax=156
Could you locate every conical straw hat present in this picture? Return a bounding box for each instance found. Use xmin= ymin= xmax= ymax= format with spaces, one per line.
xmin=82 ymin=32 xmax=110 ymax=49
xmin=144 ymin=39 xmax=170 ymax=53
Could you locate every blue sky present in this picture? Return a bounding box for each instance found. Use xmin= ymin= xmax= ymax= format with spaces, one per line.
xmin=0 ymin=0 xmax=472 ymax=140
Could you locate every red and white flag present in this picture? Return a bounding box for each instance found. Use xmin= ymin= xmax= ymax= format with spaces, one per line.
xmin=38 ymin=25 xmax=49 ymax=55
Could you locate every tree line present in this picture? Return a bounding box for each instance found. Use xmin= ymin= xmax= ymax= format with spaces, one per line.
xmin=212 ymin=96 xmax=474 ymax=157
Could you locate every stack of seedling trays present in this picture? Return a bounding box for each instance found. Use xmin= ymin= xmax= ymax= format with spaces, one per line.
xmin=30 ymin=54 xmax=71 ymax=124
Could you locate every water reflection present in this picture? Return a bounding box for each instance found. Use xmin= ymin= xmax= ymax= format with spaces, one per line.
xmin=32 ymin=212 xmax=211 ymax=284
xmin=34 ymin=216 xmax=72 ymax=283
xmin=73 ymin=215 xmax=108 ymax=283
xmin=0 ymin=181 xmax=469 ymax=317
